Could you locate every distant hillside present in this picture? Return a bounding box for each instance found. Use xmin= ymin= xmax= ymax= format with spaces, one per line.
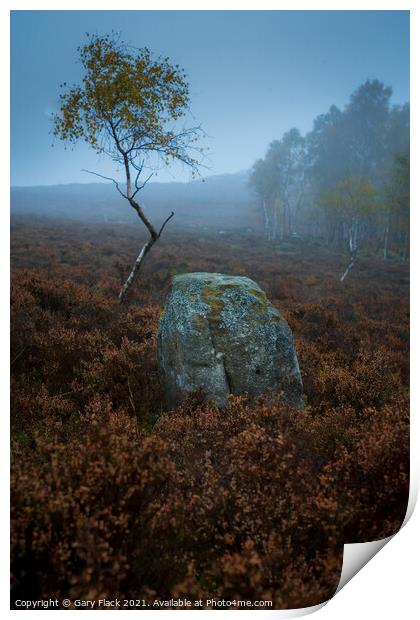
xmin=11 ymin=171 xmax=258 ymax=230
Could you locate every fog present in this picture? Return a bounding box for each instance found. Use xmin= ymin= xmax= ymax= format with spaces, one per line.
xmin=11 ymin=76 xmax=410 ymax=261
xmin=11 ymin=11 xmax=408 ymax=185
xmin=10 ymin=11 xmax=410 ymax=260
xmin=10 ymin=11 xmax=411 ymax=607
xmin=11 ymin=172 xmax=256 ymax=230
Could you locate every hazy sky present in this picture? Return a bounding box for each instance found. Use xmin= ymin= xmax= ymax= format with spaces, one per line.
xmin=11 ymin=10 xmax=409 ymax=186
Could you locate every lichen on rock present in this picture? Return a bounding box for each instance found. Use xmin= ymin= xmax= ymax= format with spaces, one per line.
xmin=157 ymin=272 xmax=303 ymax=409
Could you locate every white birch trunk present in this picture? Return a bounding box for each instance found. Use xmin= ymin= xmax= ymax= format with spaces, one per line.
xmin=272 ymin=203 xmax=278 ymax=241
xmin=340 ymin=218 xmax=358 ymax=282
xmin=262 ymin=199 xmax=270 ymax=240
xmin=118 ymin=240 xmax=151 ymax=303
xmin=340 ymin=261 xmax=354 ymax=282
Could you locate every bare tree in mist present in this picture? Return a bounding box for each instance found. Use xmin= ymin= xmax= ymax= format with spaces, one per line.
xmin=251 ymin=79 xmax=410 ymax=278
xmin=318 ymin=176 xmax=378 ymax=281
xmin=53 ymin=32 xmax=204 ymax=303
xmin=250 ymin=129 xmax=306 ymax=242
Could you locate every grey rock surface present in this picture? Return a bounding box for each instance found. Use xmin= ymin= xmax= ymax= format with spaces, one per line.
xmin=157 ymin=272 xmax=303 ymax=408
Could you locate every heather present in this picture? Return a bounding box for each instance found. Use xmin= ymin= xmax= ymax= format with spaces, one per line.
xmin=11 ymin=218 xmax=409 ymax=608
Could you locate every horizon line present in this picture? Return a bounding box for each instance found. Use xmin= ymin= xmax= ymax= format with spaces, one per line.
xmin=10 ymin=169 xmax=250 ymax=190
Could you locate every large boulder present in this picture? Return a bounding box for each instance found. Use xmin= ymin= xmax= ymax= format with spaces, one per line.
xmin=157 ymin=272 xmax=303 ymax=408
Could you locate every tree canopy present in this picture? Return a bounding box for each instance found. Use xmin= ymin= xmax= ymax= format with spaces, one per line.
xmin=250 ymin=79 xmax=409 ymax=263
xmin=53 ymin=32 xmax=202 ymax=175
xmin=53 ymin=33 xmax=204 ymax=302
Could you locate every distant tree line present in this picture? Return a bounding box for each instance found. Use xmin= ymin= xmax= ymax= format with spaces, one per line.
xmin=250 ymin=80 xmax=409 ymax=266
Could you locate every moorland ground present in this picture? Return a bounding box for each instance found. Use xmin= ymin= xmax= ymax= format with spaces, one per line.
xmin=11 ymin=217 xmax=409 ymax=608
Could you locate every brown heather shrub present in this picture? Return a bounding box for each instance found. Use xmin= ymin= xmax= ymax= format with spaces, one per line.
xmin=10 ymin=219 xmax=409 ymax=608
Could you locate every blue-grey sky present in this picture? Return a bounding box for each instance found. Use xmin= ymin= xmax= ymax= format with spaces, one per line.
xmin=11 ymin=10 xmax=409 ymax=186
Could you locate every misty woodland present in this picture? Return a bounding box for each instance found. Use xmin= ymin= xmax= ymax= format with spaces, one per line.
xmin=11 ymin=20 xmax=409 ymax=610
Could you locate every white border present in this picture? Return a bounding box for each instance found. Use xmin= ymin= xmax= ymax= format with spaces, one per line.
xmin=3 ymin=2 xmax=417 ymax=618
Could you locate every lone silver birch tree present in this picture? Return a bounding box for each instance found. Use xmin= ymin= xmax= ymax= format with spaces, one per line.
xmin=53 ymin=32 xmax=203 ymax=302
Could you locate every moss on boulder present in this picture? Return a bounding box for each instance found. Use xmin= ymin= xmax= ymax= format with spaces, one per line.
xmin=157 ymin=272 xmax=303 ymax=408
